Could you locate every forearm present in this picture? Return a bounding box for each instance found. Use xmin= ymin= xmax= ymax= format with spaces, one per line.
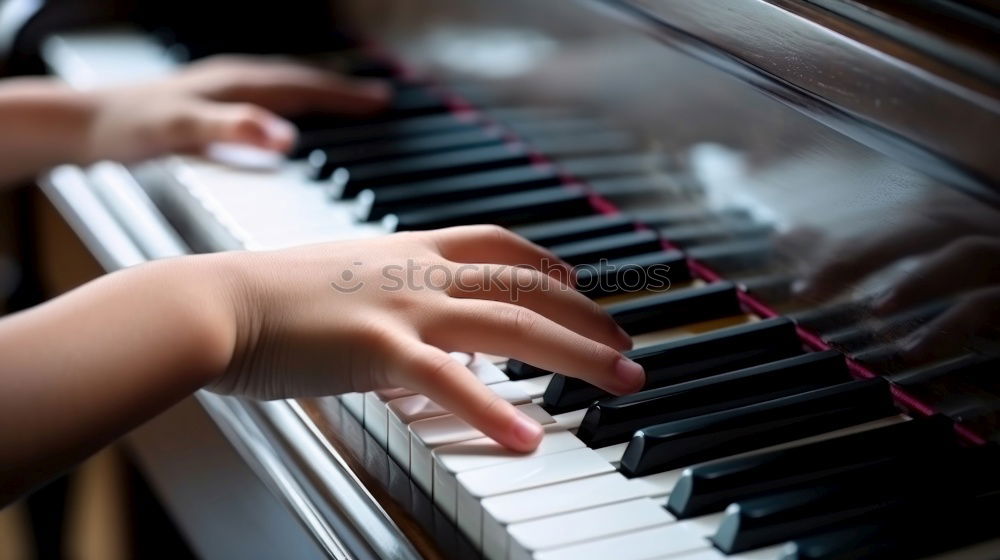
xmin=0 ymin=78 xmax=100 ymax=188
xmin=0 ymin=255 xmax=236 ymax=504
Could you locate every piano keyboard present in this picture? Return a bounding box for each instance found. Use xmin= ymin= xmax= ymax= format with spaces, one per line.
xmin=49 ymin=35 xmax=1000 ymax=560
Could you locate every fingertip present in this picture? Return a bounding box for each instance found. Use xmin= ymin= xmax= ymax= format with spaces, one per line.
xmin=612 ymin=357 xmax=645 ymax=394
xmin=261 ymin=116 xmax=298 ymax=152
xmin=509 ymin=411 xmax=544 ymax=451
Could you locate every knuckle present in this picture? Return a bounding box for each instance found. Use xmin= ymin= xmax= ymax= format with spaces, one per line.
xmin=487 ymin=224 xmax=514 ymax=244
xmin=586 ymin=342 xmax=622 ymax=371
xmin=504 ymin=306 xmax=539 ymax=336
xmin=162 ymin=110 xmax=199 ymax=146
xmin=413 ymin=351 xmax=455 ymax=385
xmin=354 ymin=320 xmax=399 ymax=349
xmin=231 ymin=103 xmax=268 ymax=125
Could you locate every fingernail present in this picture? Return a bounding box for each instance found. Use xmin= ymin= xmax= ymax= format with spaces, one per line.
xmin=615 ymin=357 xmax=645 ymax=392
xmin=512 ymin=411 xmax=543 ymax=446
xmin=264 ymin=117 xmax=297 ymax=147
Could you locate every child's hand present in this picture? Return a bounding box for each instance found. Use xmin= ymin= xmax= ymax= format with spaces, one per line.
xmin=207 ymin=226 xmax=642 ymax=451
xmin=86 ymin=55 xmax=390 ymax=162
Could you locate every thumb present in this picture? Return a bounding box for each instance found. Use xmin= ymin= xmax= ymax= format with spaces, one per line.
xmin=179 ymin=101 xmax=298 ymax=153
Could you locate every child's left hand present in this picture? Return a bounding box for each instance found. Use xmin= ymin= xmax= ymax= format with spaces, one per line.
xmin=85 ymin=55 xmax=391 ymax=162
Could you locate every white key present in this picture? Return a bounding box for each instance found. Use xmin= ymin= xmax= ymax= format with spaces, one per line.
xmin=363 ymin=388 xmax=415 ymax=448
xmin=667 ymin=544 xmax=784 ymax=560
xmin=510 ymin=374 xmax=554 ymax=399
xmin=508 ymin=498 xmax=675 ymax=560
xmin=364 ymin=353 xmax=509 ymax=450
xmin=551 ymin=408 xmax=587 ymax=431
xmin=463 ymin=352 xmax=510 ymax=385
xmin=654 ymin=514 xmax=726 ymax=556
xmin=533 ymin=523 xmax=699 ymax=560
xmin=205 ymin=142 xmax=286 ymax=170
xmin=456 ymin=447 xmax=616 ymax=549
xmin=432 ymin=429 xmax=584 ymax=522
xmin=339 ymin=393 xmax=364 ymax=420
xmin=386 ymin=381 xmax=531 ymax=469
xmin=408 ymin=403 xmax=554 ymax=494
xmin=626 ymin=468 xmax=687 ymax=498
xmin=500 ymin=410 xmax=904 ymax=558
xmin=591 ymin=442 xmax=687 ymax=497
xmin=482 ymin=472 xmax=649 ymax=560
xmin=595 ymin=442 xmax=629 ymax=464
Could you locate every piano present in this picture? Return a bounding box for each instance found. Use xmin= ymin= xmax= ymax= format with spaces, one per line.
xmin=34 ymin=0 xmax=1000 ymax=558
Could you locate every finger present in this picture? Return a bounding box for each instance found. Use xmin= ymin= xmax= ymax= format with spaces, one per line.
xmin=207 ymin=61 xmax=391 ymax=116
xmin=427 ymin=299 xmax=644 ymax=395
xmin=448 ymin=264 xmax=631 ymax=350
xmin=392 ymin=343 xmax=544 ymax=452
xmin=900 ymin=286 xmax=1000 ymax=363
xmin=876 ymin=237 xmax=1000 ymax=314
xmin=179 ymin=101 xmax=298 ymax=153
xmin=427 ymin=225 xmax=574 ymax=285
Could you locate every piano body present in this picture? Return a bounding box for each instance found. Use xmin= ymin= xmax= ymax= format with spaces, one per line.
xmin=34 ymin=0 xmax=1000 ymax=558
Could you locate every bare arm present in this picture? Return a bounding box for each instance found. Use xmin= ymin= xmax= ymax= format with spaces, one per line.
xmin=0 ymin=78 xmax=100 ymax=186
xmin=0 ymin=227 xmax=642 ymax=505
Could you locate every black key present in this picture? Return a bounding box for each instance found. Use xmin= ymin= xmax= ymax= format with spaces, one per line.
xmin=356 ymin=166 xmax=562 ymax=221
xmin=310 ymin=127 xmax=505 ymax=178
xmin=577 ymin=351 xmax=849 ymax=448
xmin=667 ymin=414 xmax=957 ymax=518
xmin=513 ymin=214 xmax=637 ymax=247
xmin=788 ymin=300 xmax=872 ymax=333
xmin=687 ymin=239 xmax=774 ymax=273
xmin=506 ymin=253 xmax=697 ymax=381
xmin=334 ymin=144 xmax=533 ymax=198
xmin=559 ymin=154 xmax=658 ymax=179
xmin=606 ymin=282 xmax=740 ymax=336
xmin=505 ymin=264 xmax=708 ymax=382
xmin=660 ymin=221 xmax=773 ymax=248
xmin=295 ymin=113 xmax=481 ymax=154
xmin=529 ymin=130 xmax=639 ymax=157
xmin=739 ymin=274 xmax=796 ymax=303
xmin=386 ymin=187 xmax=594 ymax=231
xmin=550 ymin=230 xmax=663 ymax=266
xmin=713 ymin=445 xmax=1000 ymax=554
xmin=575 ymin=251 xmax=690 ymax=300
xmin=541 ymin=317 xmax=803 ymax=412
xmin=782 ymin=491 xmax=1000 ymax=560
xmin=633 ymin=207 xmax=753 ymax=229
xmin=292 ymin=86 xmax=449 ymax=135
xmin=619 ymin=378 xmax=897 ymax=477
xmin=388 ymin=85 xmax=451 ymax=117
xmin=511 ymin=117 xmax=611 ymax=138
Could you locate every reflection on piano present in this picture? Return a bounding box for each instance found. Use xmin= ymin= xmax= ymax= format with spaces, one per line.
xmin=38 ymin=0 xmax=1000 ymax=558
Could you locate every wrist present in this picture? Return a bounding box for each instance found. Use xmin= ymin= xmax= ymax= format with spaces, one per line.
xmin=136 ymin=254 xmax=245 ymax=387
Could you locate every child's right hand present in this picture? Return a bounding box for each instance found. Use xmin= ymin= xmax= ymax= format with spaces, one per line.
xmin=200 ymin=226 xmax=643 ymax=451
